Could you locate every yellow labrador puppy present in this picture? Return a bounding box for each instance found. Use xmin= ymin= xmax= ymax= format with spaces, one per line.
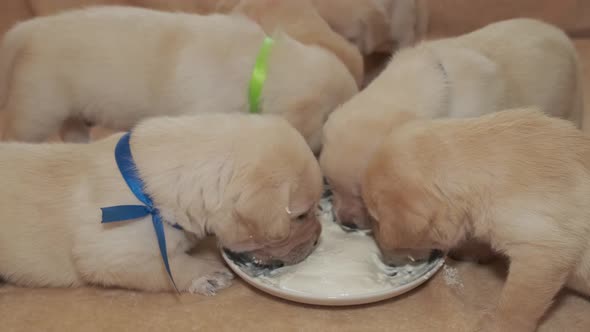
xmin=0 ymin=114 xmax=322 ymax=294
xmin=0 ymin=6 xmax=357 ymax=153
xmin=29 ymin=0 xmax=365 ymax=87
xmin=320 ymin=18 xmax=583 ymax=230
xmin=312 ymin=0 xmax=429 ymax=54
xmin=362 ymin=109 xmax=590 ymax=332
xmin=28 ymin=0 xmax=417 ymax=84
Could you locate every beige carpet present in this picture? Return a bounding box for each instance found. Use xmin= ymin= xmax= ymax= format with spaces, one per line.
xmin=1 ymin=248 xmax=589 ymax=332
xmin=1 ymin=2 xmax=590 ymax=331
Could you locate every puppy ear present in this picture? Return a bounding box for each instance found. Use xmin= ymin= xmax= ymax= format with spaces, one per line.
xmin=366 ymin=178 xmax=432 ymax=251
xmin=376 ymin=192 xmax=412 ymax=240
xmin=234 ymin=181 xmax=291 ymax=242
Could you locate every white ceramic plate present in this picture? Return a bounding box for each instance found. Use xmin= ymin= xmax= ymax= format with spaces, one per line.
xmin=223 ymin=250 xmax=444 ymax=306
xmin=222 ymin=189 xmax=445 ymax=306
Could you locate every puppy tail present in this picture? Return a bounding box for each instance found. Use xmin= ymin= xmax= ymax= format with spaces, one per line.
xmin=0 ymin=24 xmax=26 ymax=110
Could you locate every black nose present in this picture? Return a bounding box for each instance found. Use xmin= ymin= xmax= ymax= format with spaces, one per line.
xmin=429 ymin=249 xmax=444 ymax=263
xmin=267 ymin=260 xmax=285 ymax=269
xmin=334 ymin=211 xmax=359 ymax=231
xmin=313 ymin=239 xmax=319 ymax=246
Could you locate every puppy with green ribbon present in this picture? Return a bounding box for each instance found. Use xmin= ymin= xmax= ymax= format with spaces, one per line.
xmin=2 ymin=6 xmax=357 ymax=153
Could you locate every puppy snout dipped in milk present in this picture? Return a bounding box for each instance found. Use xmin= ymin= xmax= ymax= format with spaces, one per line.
xmin=0 ymin=113 xmax=323 ymax=295
xmin=320 ymin=18 xmax=583 ymax=230
xmin=223 ymin=204 xmax=322 ymax=268
xmin=223 ymin=186 xmax=445 ymax=305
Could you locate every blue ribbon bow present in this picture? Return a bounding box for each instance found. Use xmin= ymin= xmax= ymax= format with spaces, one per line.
xmin=101 ymin=132 xmax=183 ymax=293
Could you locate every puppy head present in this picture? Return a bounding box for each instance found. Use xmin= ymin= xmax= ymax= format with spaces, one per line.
xmin=361 ymin=126 xmax=470 ymax=261
xmin=133 ymin=114 xmax=322 ymax=267
xmin=312 ymin=0 xmax=426 ymax=54
xmin=210 ymin=116 xmax=324 ymax=266
xmin=262 ymin=31 xmax=358 ymax=154
xmin=320 ymin=105 xmax=417 ymax=230
xmin=311 ymin=0 xmax=389 ymax=54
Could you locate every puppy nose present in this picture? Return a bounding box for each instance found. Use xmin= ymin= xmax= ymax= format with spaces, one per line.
xmin=268 ymin=260 xmax=285 ymax=269
xmin=334 ymin=210 xmax=357 ymax=228
xmin=429 ymin=249 xmax=444 ymax=263
xmin=335 ymin=211 xmax=361 ymax=231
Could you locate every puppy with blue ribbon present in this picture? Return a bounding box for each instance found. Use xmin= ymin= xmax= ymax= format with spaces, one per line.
xmin=0 ymin=114 xmax=322 ymax=294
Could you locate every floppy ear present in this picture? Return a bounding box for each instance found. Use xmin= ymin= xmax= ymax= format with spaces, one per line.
xmin=368 ymin=182 xmax=432 ymax=250
xmin=233 ymin=181 xmax=291 ymax=242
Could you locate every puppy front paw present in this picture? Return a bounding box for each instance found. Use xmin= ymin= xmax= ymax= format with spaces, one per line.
xmin=188 ymin=269 xmax=234 ymax=296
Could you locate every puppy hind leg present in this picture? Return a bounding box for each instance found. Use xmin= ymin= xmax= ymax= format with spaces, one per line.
xmin=475 ymin=249 xmax=573 ymax=332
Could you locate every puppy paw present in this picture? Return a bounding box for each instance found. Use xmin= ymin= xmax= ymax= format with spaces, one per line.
xmin=188 ymin=269 xmax=234 ymax=296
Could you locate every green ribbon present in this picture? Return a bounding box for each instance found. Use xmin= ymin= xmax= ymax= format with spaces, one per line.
xmin=248 ymin=36 xmax=274 ymax=114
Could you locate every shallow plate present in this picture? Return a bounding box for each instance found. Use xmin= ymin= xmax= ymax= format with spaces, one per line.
xmin=222 ymin=251 xmax=444 ymax=306
xmin=222 ymin=188 xmax=445 ymax=306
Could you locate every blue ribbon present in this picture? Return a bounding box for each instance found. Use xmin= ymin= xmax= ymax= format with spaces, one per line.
xmin=100 ymin=132 xmax=183 ymax=293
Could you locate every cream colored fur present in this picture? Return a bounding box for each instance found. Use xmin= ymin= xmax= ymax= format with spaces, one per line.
xmin=29 ymin=0 xmax=425 ymax=69
xmin=320 ymin=18 xmax=584 ymax=229
xmin=0 ymin=6 xmax=357 ymax=153
xmin=362 ymin=109 xmax=590 ymax=332
xmin=312 ymin=0 xmax=428 ymax=54
xmin=232 ymin=0 xmax=365 ymax=87
xmin=0 ymin=114 xmax=323 ymax=294
xmin=29 ymin=0 xmax=365 ymax=88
